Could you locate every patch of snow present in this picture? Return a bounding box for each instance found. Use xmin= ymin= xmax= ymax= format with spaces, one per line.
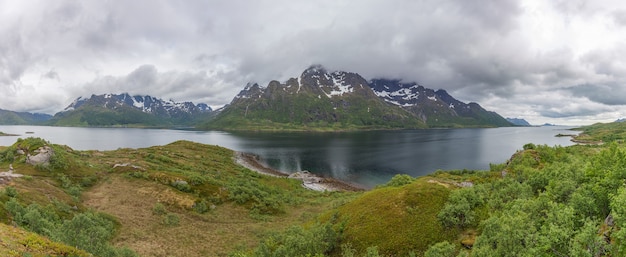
xmin=132 ymin=96 xmax=144 ymax=109
xmin=383 ymin=99 xmax=415 ymax=107
xmin=373 ymin=90 xmax=390 ymax=98
xmin=297 ymin=76 xmax=302 ymax=93
xmin=104 ymin=93 xmax=112 ymax=99
xmin=326 ymin=72 xmax=353 ymax=97
xmin=428 ymin=95 xmax=437 ymax=101
xmin=449 ymin=103 xmax=455 ymax=109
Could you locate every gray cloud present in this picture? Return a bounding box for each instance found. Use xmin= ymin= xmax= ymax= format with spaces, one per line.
xmin=0 ymin=0 xmax=624 ymax=125
xmin=567 ymin=83 xmax=626 ymax=106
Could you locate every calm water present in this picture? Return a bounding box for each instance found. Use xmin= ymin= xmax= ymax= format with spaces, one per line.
xmin=0 ymin=125 xmax=577 ymax=187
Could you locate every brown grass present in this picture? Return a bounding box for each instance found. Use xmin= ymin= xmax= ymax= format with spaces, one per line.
xmin=83 ymin=174 xmax=346 ymax=256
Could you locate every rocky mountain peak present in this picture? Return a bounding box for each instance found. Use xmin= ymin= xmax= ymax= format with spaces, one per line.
xmin=63 ymin=93 xmax=211 ymax=117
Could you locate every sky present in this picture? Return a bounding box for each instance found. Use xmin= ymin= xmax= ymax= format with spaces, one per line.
xmin=1 ymin=0 xmax=625 ymax=125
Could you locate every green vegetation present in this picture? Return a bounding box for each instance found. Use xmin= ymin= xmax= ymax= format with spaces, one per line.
xmin=203 ymin=88 xmax=426 ymax=131
xmin=572 ymin=121 xmax=626 ymax=143
xmin=0 ymin=109 xmax=51 ymax=125
xmin=3 ymin=121 xmax=626 ymax=256
xmin=48 ymin=105 xmax=165 ymax=127
xmin=0 ymin=137 xmax=357 ymax=256
xmin=0 ymin=222 xmax=90 ymax=257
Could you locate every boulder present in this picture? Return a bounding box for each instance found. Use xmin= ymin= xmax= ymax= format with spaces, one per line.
xmin=26 ymin=146 xmax=54 ymax=166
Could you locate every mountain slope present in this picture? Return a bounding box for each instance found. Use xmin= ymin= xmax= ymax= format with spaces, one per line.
xmin=204 ymin=65 xmax=424 ymax=130
xmin=0 ymin=109 xmax=52 ymax=125
xmin=49 ymin=93 xmax=212 ymax=127
xmin=370 ymin=79 xmax=512 ymax=127
xmin=506 ymin=117 xmax=531 ymax=126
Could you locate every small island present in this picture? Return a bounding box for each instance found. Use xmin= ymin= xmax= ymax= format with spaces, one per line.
xmin=0 ymin=131 xmax=18 ymax=136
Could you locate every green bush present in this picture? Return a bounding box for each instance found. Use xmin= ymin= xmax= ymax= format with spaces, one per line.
xmin=171 ymin=180 xmax=192 ymax=192
xmin=152 ymin=203 xmax=167 ymax=216
xmin=5 ymin=186 xmax=18 ymax=198
xmin=193 ymin=199 xmax=210 ymax=214
xmin=383 ymin=174 xmax=415 ymax=187
xmin=424 ymin=241 xmax=456 ymax=257
xmin=162 ymin=213 xmax=180 ymax=226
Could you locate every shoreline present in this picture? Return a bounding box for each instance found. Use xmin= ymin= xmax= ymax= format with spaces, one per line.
xmin=234 ymin=152 xmax=365 ymax=192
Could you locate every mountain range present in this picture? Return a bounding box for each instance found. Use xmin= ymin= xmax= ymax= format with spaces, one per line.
xmin=47 ymin=93 xmax=213 ymax=127
xmin=1 ymin=65 xmax=513 ymax=129
xmin=0 ymin=109 xmax=52 ymax=125
xmin=506 ymin=118 xmax=532 ymax=126
xmin=203 ymin=65 xmax=511 ymax=130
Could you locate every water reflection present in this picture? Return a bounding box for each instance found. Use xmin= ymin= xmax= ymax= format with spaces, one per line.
xmin=0 ymin=125 xmax=577 ymax=187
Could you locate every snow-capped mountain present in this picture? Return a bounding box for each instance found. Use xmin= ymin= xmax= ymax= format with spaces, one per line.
xmin=52 ymin=93 xmax=212 ymax=126
xmin=206 ymin=65 xmax=423 ymax=130
xmin=204 ymin=65 xmax=511 ymax=130
xmin=64 ymin=93 xmax=211 ymax=116
xmin=369 ymin=79 xmax=511 ymax=127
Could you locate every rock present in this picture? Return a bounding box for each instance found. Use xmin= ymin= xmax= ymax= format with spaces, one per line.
xmin=605 ymin=214 xmax=614 ymax=227
xmin=16 ymin=149 xmax=25 ymax=155
xmin=26 ymin=146 xmax=54 ymax=166
xmin=456 ymin=181 xmax=474 ymax=187
xmin=288 ymin=170 xmax=323 ymax=183
xmin=113 ymin=163 xmax=145 ymax=170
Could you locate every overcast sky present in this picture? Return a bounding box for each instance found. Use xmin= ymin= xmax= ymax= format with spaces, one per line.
xmin=1 ymin=0 xmax=625 ymax=125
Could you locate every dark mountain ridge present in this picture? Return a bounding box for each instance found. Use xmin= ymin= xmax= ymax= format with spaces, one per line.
xmin=204 ymin=65 xmax=425 ymax=130
xmin=204 ymin=65 xmax=511 ymax=130
xmin=0 ymin=109 xmax=52 ymax=125
xmin=49 ymin=93 xmax=212 ymax=127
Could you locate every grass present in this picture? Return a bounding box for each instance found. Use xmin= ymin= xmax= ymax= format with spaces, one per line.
xmin=0 ymin=222 xmax=90 ymax=257
xmin=573 ymin=121 xmax=626 ymax=144
xmin=1 ymin=138 xmax=358 ymax=256
xmin=0 ymin=137 xmax=508 ymax=256
xmin=327 ymin=177 xmax=458 ymax=256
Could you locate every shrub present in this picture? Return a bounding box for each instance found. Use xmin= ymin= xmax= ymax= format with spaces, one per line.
xmin=162 ymin=213 xmax=180 ymax=226
xmin=193 ymin=200 xmax=210 ymax=214
xmin=384 ymin=174 xmax=415 ymax=187
xmin=171 ymin=180 xmax=192 ymax=192
xmin=5 ymin=186 xmax=18 ymax=198
xmin=424 ymin=241 xmax=456 ymax=257
xmin=152 ymin=203 xmax=167 ymax=216
xmin=523 ymin=143 xmax=536 ymax=150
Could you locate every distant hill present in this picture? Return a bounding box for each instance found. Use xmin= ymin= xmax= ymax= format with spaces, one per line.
xmin=0 ymin=109 xmax=52 ymax=125
xmin=49 ymin=93 xmax=212 ymax=127
xmin=202 ymin=65 xmax=425 ymax=130
xmin=203 ymin=65 xmax=510 ymax=130
xmin=506 ymin=118 xmax=531 ymax=126
xmin=370 ymin=79 xmax=512 ymax=127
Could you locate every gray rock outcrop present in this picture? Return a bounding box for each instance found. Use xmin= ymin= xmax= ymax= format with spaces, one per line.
xmin=26 ymin=146 xmax=54 ymax=166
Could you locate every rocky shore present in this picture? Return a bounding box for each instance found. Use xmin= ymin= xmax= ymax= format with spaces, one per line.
xmin=234 ymin=152 xmax=365 ymax=192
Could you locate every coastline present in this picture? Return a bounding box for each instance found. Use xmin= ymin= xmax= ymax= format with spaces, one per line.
xmin=234 ymin=151 xmax=365 ymax=192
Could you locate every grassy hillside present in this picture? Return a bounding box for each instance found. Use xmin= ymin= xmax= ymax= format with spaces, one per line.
xmin=0 ymin=222 xmax=90 ymax=257
xmin=572 ymin=121 xmax=626 ymax=143
xmin=2 ymin=122 xmax=626 ymax=256
xmin=0 ymin=138 xmax=357 ymax=256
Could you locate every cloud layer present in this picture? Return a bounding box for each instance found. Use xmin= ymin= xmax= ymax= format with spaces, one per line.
xmin=1 ymin=0 xmax=625 ymax=125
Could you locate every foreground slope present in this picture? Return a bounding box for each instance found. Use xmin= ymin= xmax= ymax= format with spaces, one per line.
xmin=0 ymin=138 xmax=356 ymax=256
xmin=3 ymin=122 xmax=626 ymax=256
xmin=0 ymin=222 xmax=90 ymax=257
